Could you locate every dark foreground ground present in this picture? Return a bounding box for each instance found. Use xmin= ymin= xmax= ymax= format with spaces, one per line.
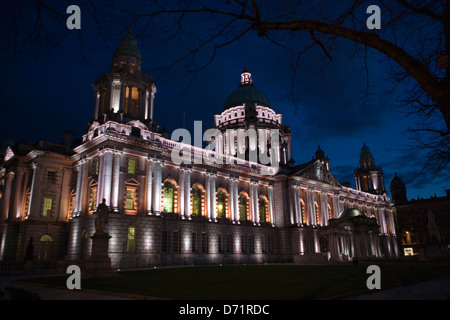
xmin=4 ymin=261 xmax=449 ymax=300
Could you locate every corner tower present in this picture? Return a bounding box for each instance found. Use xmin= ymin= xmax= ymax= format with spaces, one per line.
xmin=91 ymin=30 xmax=157 ymax=128
xmin=354 ymin=143 xmax=386 ymax=195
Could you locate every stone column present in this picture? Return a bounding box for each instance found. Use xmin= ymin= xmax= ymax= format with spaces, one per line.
xmin=184 ymin=168 xmax=191 ymax=219
xmin=58 ymin=167 xmax=72 ymax=222
xmin=254 ymin=182 xmax=260 ymax=225
xmin=250 ymin=181 xmax=256 ymax=224
xmin=321 ymin=192 xmax=329 ymax=226
xmin=294 ymin=186 xmax=301 ymax=226
xmin=1 ymin=171 xmax=14 ymax=222
xmin=111 ymin=151 xmax=121 ymax=212
xmin=288 ymin=184 xmax=295 ymax=225
xmin=179 ymin=168 xmax=185 ymax=217
xmin=102 ymin=150 xmax=114 ymax=208
xmin=228 ymin=176 xmax=235 ymax=222
xmin=307 ymin=188 xmax=315 ymax=226
xmin=145 ymin=158 xmax=153 ymax=215
xmin=233 ymin=178 xmax=239 ymax=223
xmin=268 ymin=185 xmax=275 ymax=226
xmin=11 ymin=167 xmax=26 ymax=220
xmin=152 ymin=159 xmax=162 ymax=215
xmin=26 ymin=163 xmax=37 ymax=219
xmin=210 ymin=173 xmax=217 ymax=221
xmin=205 ymin=173 xmax=211 ymax=220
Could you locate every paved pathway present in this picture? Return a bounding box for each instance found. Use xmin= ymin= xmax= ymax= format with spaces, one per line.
xmin=345 ymin=275 xmax=450 ymax=300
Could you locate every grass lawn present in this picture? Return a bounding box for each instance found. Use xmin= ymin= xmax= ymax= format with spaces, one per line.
xmin=20 ymin=262 xmax=450 ymax=300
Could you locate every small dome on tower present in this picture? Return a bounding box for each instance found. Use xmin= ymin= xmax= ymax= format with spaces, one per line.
xmin=223 ymin=68 xmax=272 ymax=111
xmin=113 ymin=29 xmax=141 ymax=59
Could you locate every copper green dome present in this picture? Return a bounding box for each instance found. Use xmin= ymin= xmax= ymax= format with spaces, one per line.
xmin=338 ymin=208 xmax=367 ymax=219
xmin=223 ymin=68 xmax=272 ymax=111
xmin=113 ymin=30 xmax=141 ymax=59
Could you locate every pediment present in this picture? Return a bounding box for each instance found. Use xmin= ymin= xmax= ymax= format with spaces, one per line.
xmin=293 ymin=159 xmax=341 ymax=187
xmin=124 ymin=178 xmax=140 ymax=186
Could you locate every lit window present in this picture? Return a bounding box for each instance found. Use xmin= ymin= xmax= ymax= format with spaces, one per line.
xmin=239 ymin=194 xmax=247 ymax=220
xmin=90 ymin=188 xmax=97 ymax=212
xmin=217 ymin=190 xmax=226 ymax=218
xmin=259 ymin=197 xmax=267 ymax=223
xmin=128 ymin=159 xmax=136 ymax=174
xmin=43 ymin=198 xmax=53 ymax=216
xmin=163 ymin=182 xmax=175 ymax=212
xmin=191 ymin=186 xmax=202 ymax=216
xmin=127 ymin=227 xmax=136 ymax=253
xmin=125 ymin=188 xmax=135 ymax=210
xmin=93 ymin=160 xmax=99 ymax=175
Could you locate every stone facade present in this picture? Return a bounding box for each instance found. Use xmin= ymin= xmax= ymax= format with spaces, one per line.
xmin=0 ymin=32 xmax=399 ymax=270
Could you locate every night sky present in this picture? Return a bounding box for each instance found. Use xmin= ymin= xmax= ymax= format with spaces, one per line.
xmin=0 ymin=1 xmax=448 ymax=201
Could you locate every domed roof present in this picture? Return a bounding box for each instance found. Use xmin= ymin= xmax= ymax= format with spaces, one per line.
xmin=223 ymin=68 xmax=272 ymax=111
xmin=359 ymin=143 xmax=375 ymax=168
xmin=114 ymin=30 xmax=141 ymax=59
xmin=338 ymin=208 xmax=367 ymax=219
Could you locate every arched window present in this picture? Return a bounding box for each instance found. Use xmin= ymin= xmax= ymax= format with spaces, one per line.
xmin=315 ymin=201 xmax=320 ymax=225
xmin=258 ymin=196 xmax=267 ymax=223
xmin=217 ymin=190 xmax=226 ymax=218
xmin=300 ymin=198 xmax=306 ymax=224
xmin=163 ymin=181 xmax=175 ymax=212
xmin=191 ymin=185 xmax=202 ymax=216
xmin=328 ymin=203 xmax=332 ymax=220
xmin=39 ymin=235 xmax=53 ymax=260
xmin=239 ymin=193 xmax=248 ymax=220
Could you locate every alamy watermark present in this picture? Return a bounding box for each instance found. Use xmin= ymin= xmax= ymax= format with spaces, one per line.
xmin=170 ymin=121 xmax=280 ymax=172
xmin=65 ymin=4 xmax=381 ymax=31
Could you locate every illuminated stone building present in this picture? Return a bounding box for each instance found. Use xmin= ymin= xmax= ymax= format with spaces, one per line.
xmin=0 ymin=32 xmax=399 ymax=269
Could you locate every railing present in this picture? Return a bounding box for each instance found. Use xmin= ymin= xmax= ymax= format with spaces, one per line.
xmin=0 ymin=260 xmax=64 ymax=275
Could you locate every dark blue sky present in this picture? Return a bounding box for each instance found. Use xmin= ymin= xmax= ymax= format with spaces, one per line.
xmin=0 ymin=1 xmax=448 ymax=200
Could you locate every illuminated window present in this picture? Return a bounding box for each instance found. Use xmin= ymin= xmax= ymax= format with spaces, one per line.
xmin=125 ymin=188 xmax=135 ymax=210
xmin=128 ymin=159 xmax=136 ymax=174
xmin=90 ymin=188 xmax=97 ymax=212
xmin=239 ymin=194 xmax=248 ymax=220
xmin=191 ymin=186 xmax=202 ymax=215
xmin=42 ymin=198 xmax=53 ymax=216
xmin=93 ymin=160 xmax=99 ymax=175
xmin=300 ymin=199 xmax=306 ymax=224
xmin=40 ymin=234 xmax=53 ymax=242
xmin=259 ymin=197 xmax=267 ymax=223
xmin=328 ymin=203 xmax=332 ymax=220
xmin=127 ymin=227 xmax=136 ymax=253
xmin=216 ymin=190 xmax=226 ymax=218
xmin=163 ymin=182 xmax=175 ymax=212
